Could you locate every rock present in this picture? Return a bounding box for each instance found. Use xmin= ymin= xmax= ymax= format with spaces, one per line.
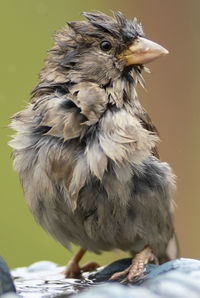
xmin=71 ymin=283 xmax=159 ymax=298
xmin=11 ymin=260 xmax=92 ymax=297
xmin=0 ymin=294 xmax=20 ymax=298
xmin=0 ymin=257 xmax=16 ymax=296
xmin=88 ymin=258 xmax=156 ymax=282
xmin=88 ymin=258 xmax=132 ymax=282
xmin=75 ymin=258 xmax=200 ymax=298
xmin=0 ymin=257 xmax=199 ymax=297
xmin=27 ymin=261 xmax=58 ymax=273
xmin=89 ymin=257 xmax=200 ymax=284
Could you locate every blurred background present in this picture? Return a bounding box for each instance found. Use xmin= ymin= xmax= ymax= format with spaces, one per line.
xmin=1 ymin=0 xmax=200 ymax=269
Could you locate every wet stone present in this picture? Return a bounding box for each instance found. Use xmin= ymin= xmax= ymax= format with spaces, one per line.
xmin=11 ymin=261 xmax=93 ymax=297
xmin=0 ymin=258 xmax=200 ymax=297
xmin=0 ymin=257 xmax=16 ymax=295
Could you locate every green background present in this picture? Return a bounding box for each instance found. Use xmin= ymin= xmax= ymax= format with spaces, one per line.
xmin=1 ymin=0 xmax=200 ymax=269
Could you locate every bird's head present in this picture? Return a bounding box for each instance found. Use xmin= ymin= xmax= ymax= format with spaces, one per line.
xmin=36 ymin=12 xmax=168 ymax=99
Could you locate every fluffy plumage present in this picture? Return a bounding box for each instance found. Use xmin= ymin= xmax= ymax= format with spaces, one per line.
xmin=9 ymin=11 xmax=177 ymax=281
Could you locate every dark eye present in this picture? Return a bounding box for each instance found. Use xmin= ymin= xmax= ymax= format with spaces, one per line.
xmin=100 ymin=40 xmax=112 ymax=51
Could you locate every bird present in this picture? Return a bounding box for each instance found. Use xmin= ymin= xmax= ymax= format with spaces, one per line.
xmin=9 ymin=11 xmax=178 ymax=283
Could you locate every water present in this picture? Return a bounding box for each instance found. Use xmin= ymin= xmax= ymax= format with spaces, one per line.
xmin=12 ymin=261 xmax=97 ymax=297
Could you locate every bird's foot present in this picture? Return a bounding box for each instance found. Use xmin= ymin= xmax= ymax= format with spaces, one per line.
xmin=110 ymin=246 xmax=158 ymax=283
xmin=65 ymin=260 xmax=99 ymax=278
xmin=65 ymin=248 xmax=99 ymax=278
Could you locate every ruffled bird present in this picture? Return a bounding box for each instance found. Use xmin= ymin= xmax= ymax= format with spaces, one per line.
xmin=9 ymin=11 xmax=177 ymax=283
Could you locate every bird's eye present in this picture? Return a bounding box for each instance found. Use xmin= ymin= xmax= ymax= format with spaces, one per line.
xmin=100 ymin=40 xmax=112 ymax=51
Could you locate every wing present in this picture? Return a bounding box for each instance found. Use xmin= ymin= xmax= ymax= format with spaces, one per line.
xmin=31 ymin=82 xmax=108 ymax=141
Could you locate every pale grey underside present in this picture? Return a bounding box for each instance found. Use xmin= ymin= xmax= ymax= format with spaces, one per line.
xmin=9 ymin=86 xmax=175 ymax=259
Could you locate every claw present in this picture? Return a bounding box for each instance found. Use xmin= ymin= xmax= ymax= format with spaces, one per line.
xmin=65 ymin=248 xmax=99 ymax=278
xmin=109 ymin=246 xmax=157 ymax=283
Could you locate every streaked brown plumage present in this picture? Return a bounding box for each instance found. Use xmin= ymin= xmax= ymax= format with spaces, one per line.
xmin=9 ymin=11 xmax=177 ymax=282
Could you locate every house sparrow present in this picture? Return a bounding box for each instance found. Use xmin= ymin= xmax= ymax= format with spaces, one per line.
xmin=9 ymin=11 xmax=177 ymax=283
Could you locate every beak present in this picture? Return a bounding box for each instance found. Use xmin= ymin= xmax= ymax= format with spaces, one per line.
xmin=118 ymin=36 xmax=169 ymax=65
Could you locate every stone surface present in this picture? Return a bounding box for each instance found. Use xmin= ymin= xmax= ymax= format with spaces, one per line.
xmin=0 ymin=257 xmax=16 ymax=295
xmin=90 ymin=257 xmax=200 ymax=284
xmin=80 ymin=258 xmax=200 ymax=298
xmin=0 ymin=294 xmax=20 ymax=298
xmin=73 ymin=283 xmax=159 ymax=298
xmin=0 ymin=257 xmax=200 ymax=297
xmin=11 ymin=261 xmax=93 ymax=297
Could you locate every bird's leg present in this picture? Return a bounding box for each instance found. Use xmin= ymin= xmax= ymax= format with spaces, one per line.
xmin=110 ymin=246 xmax=158 ymax=283
xmin=65 ymin=248 xmax=99 ymax=278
